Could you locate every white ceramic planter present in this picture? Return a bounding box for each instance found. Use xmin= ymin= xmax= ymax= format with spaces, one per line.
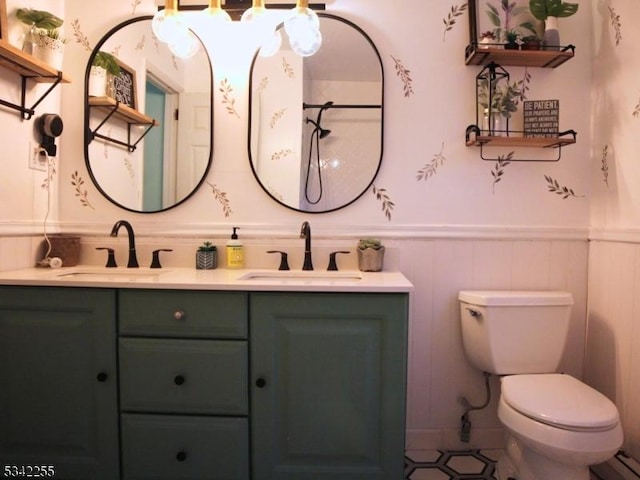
xmin=88 ymin=66 xmax=108 ymax=97
xmin=32 ymin=34 xmax=65 ymax=70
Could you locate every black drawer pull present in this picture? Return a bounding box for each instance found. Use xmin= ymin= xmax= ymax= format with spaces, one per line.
xmin=174 ymin=375 xmax=186 ymax=386
xmin=255 ymin=377 xmax=267 ymax=388
xmin=96 ymin=372 xmax=108 ymax=382
xmin=173 ymin=310 xmax=186 ymax=321
xmin=176 ymin=451 xmax=187 ymax=462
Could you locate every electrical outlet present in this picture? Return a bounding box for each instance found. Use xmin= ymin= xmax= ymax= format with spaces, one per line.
xmin=28 ymin=142 xmax=47 ymax=172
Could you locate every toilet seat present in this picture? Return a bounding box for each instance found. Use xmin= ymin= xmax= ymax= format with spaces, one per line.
xmin=502 ymin=374 xmax=619 ymax=431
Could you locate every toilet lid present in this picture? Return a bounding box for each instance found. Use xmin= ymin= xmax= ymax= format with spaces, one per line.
xmin=502 ymin=374 xmax=619 ymax=430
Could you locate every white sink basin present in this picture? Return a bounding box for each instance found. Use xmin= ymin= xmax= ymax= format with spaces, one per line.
xmin=237 ymin=270 xmax=363 ymax=281
xmin=54 ymin=268 xmax=165 ymax=281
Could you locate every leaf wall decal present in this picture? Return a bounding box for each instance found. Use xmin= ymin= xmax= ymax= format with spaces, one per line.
xmin=391 ymin=55 xmax=414 ymax=98
xmin=443 ymin=3 xmax=468 ymax=42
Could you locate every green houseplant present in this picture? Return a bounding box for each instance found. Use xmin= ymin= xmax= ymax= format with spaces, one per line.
xmin=529 ymin=0 xmax=578 ymax=50
xmin=478 ymin=79 xmax=525 ymax=135
xmin=521 ymin=34 xmax=543 ymax=50
xmin=92 ymin=51 xmax=121 ymax=76
xmin=89 ymin=51 xmax=121 ymax=97
xmin=504 ymin=29 xmax=520 ymax=49
xmin=357 ymin=238 xmax=385 ymax=272
xmin=16 ymin=8 xmax=66 ymax=69
xmin=196 ymin=241 xmax=217 ymax=270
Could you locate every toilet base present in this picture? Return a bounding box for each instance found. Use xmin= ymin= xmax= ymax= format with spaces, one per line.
xmin=497 ymin=434 xmax=590 ymax=480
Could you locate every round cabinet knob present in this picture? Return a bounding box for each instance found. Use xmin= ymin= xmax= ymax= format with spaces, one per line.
xmin=176 ymin=451 xmax=187 ymax=462
xmin=173 ymin=310 xmax=186 ymax=321
xmin=255 ymin=377 xmax=267 ymax=388
xmin=174 ymin=375 xmax=186 ymax=386
xmin=96 ymin=372 xmax=108 ymax=382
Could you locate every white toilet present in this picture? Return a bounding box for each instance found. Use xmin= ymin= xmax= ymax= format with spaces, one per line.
xmin=458 ymin=290 xmax=623 ymax=480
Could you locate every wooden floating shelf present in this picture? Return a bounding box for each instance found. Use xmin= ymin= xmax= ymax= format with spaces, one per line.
xmin=0 ymin=39 xmax=71 ymax=83
xmin=466 ymin=135 xmax=576 ymax=148
xmin=89 ymin=96 xmax=158 ymax=125
xmin=465 ymin=44 xmax=575 ymax=68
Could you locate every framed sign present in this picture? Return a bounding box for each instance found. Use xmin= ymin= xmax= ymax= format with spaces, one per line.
xmin=113 ymin=59 xmax=137 ymax=109
xmin=524 ymin=100 xmax=559 ymax=137
xmin=0 ymin=0 xmax=7 ymax=41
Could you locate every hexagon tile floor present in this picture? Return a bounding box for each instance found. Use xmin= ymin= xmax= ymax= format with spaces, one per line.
xmin=405 ymin=450 xmax=499 ymax=480
xmin=404 ymin=450 xmax=613 ymax=480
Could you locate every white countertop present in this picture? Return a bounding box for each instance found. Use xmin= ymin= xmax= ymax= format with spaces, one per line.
xmin=0 ymin=266 xmax=413 ymax=293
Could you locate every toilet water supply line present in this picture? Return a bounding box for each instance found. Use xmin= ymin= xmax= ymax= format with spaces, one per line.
xmin=459 ymin=371 xmax=492 ymax=443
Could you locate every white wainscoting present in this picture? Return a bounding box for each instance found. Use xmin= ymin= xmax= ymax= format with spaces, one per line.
xmin=587 ymin=240 xmax=640 ymax=461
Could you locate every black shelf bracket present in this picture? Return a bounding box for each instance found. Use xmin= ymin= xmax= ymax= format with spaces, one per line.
xmin=89 ymin=102 xmax=156 ymax=152
xmin=0 ymin=71 xmax=63 ymax=121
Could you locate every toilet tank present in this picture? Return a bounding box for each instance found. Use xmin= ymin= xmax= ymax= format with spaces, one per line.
xmin=458 ymin=291 xmax=573 ymax=375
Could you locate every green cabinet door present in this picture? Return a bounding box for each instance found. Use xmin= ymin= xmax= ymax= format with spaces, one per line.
xmin=0 ymin=287 xmax=119 ymax=480
xmin=250 ymin=292 xmax=408 ymax=480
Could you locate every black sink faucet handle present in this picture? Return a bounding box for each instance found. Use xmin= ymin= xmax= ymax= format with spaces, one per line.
xmin=327 ymin=251 xmax=350 ymax=271
xmin=96 ymin=247 xmax=117 ymax=268
xmin=150 ymin=249 xmax=173 ymax=269
xmin=267 ymin=250 xmax=290 ymax=271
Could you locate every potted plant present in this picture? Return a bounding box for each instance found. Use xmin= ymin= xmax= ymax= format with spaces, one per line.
xmin=521 ymin=34 xmax=543 ymax=50
xmin=89 ymin=51 xmax=121 ymax=97
xmin=357 ymin=238 xmax=385 ymax=272
xmin=16 ymin=8 xmax=65 ymax=67
xmin=478 ymin=79 xmax=525 ymax=135
xmin=478 ymin=31 xmax=497 ymax=49
xmin=196 ymin=241 xmax=217 ymax=270
xmin=528 ymin=0 xmax=579 ymax=50
xmin=504 ymin=29 xmax=520 ymax=50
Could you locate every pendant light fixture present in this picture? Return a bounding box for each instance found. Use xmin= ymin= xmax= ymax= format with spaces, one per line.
xmin=201 ymin=0 xmax=232 ymax=24
xmin=240 ymin=0 xmax=282 ymax=57
xmin=152 ymin=1 xmax=323 ymax=58
xmin=152 ymin=0 xmax=186 ymax=43
xmin=284 ymin=0 xmax=322 ymax=57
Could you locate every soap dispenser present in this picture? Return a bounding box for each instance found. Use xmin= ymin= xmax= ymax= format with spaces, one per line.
xmin=226 ymin=227 xmax=244 ymax=269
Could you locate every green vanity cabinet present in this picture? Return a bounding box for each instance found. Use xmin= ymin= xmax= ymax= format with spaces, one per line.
xmin=250 ymin=292 xmax=409 ymax=480
xmin=0 ymin=286 xmax=119 ymax=480
xmin=118 ymin=289 xmax=250 ymax=480
xmin=0 ymin=284 xmax=409 ymax=480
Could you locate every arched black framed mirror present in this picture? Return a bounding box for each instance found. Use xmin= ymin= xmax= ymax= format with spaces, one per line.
xmin=84 ymin=16 xmax=213 ymax=213
xmin=248 ymin=13 xmax=384 ymax=213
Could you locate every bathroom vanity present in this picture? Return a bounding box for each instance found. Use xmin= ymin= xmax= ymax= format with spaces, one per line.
xmin=0 ymin=268 xmax=411 ymax=480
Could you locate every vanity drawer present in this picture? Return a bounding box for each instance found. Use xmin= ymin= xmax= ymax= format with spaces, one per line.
xmin=120 ymin=338 xmax=248 ymax=415
xmin=121 ymin=413 xmax=249 ymax=480
xmin=119 ymin=290 xmax=247 ymax=339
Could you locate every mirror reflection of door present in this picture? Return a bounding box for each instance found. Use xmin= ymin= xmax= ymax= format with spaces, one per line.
xmin=143 ymin=80 xmax=165 ymax=211
xmin=176 ymin=92 xmax=212 ymax=201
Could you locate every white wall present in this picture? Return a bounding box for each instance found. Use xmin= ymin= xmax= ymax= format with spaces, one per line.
xmin=0 ymin=0 xmax=600 ymax=451
xmin=586 ymin=0 xmax=640 ymax=461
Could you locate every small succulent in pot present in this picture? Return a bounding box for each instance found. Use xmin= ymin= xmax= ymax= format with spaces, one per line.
xmin=357 ymin=238 xmax=385 ymax=272
xmin=358 ymin=238 xmax=383 ymax=250
xmin=198 ymin=241 xmax=216 ymax=251
xmin=504 ymin=29 xmax=520 ymax=49
xmin=521 ymin=34 xmax=543 ymax=50
xmin=196 ymin=241 xmax=217 ymax=269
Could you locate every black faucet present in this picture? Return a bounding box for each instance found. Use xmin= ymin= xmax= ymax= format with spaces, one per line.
xmin=110 ymin=220 xmax=139 ymax=268
xmin=300 ymin=221 xmax=313 ymax=270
